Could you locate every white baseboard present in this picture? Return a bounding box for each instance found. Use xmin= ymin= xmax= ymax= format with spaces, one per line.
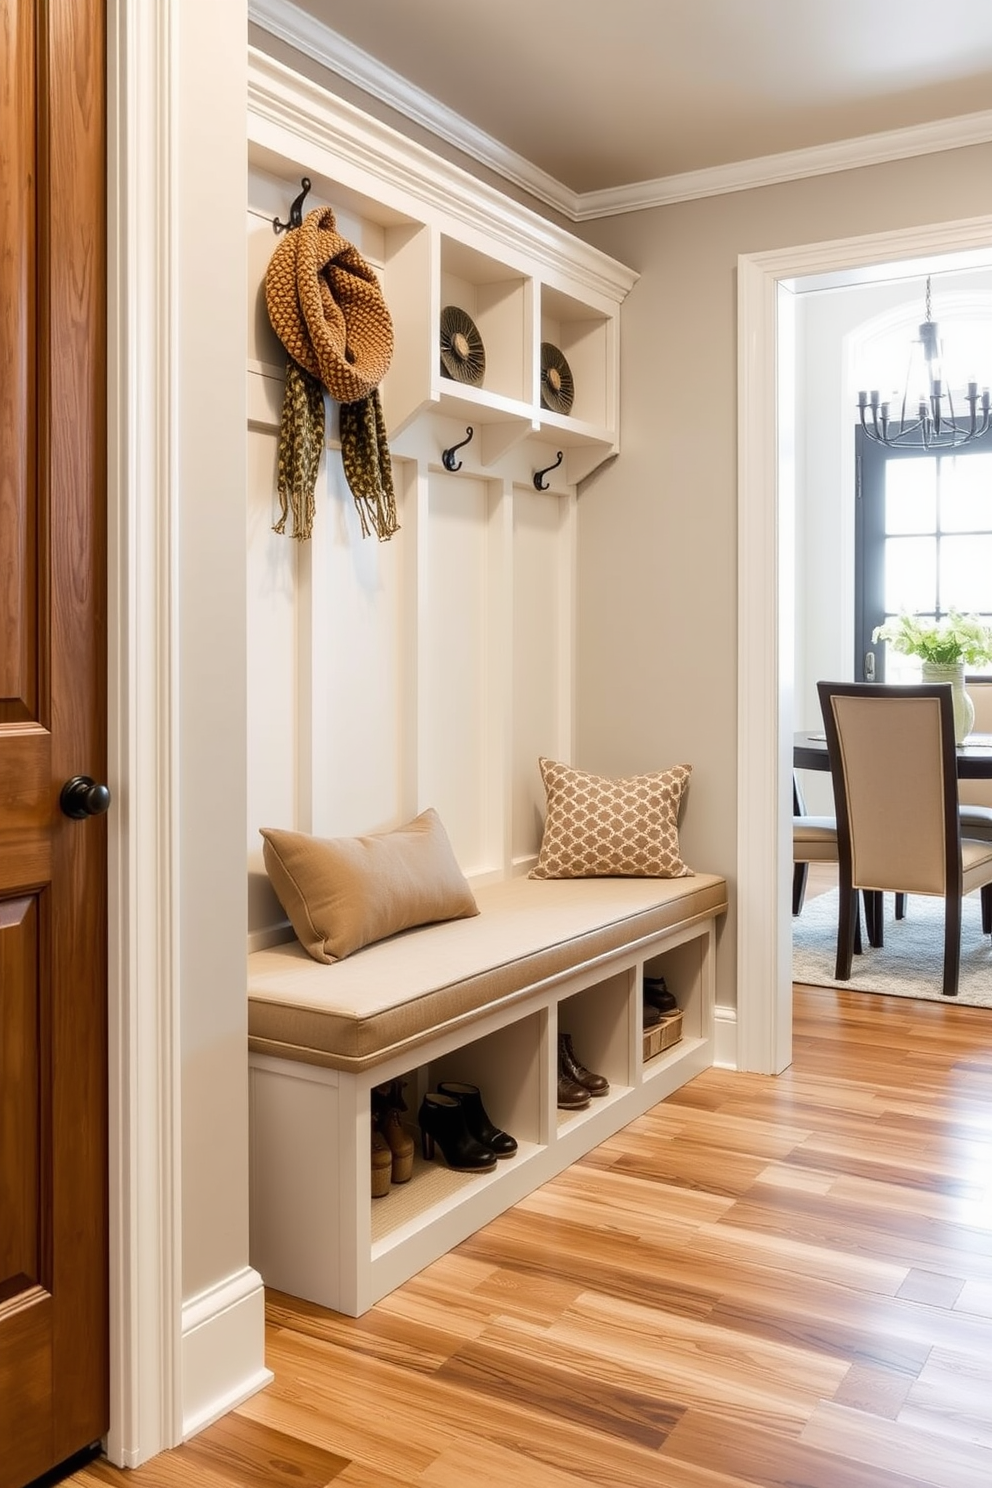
xmin=181 ymin=1265 xmax=273 ymax=1440
xmin=713 ymin=1003 xmax=738 ymax=1069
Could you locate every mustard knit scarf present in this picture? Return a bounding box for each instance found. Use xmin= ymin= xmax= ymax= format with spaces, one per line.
xmin=265 ymin=207 xmax=399 ymax=542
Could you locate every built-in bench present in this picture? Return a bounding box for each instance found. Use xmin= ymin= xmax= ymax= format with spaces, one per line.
xmin=248 ymin=871 xmax=728 ymax=1316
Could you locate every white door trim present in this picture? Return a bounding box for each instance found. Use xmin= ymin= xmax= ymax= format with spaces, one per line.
xmin=106 ymin=0 xmax=183 ymax=1461
xmin=736 ymin=213 xmax=992 ymax=1075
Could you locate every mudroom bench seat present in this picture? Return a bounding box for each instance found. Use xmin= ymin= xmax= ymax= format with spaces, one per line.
xmin=247 ymin=871 xmax=727 ymax=1317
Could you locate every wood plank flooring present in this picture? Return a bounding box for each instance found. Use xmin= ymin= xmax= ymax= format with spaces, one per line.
xmin=68 ymin=985 xmax=992 ymax=1488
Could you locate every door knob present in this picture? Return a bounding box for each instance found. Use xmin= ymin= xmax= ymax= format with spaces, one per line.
xmin=60 ymin=776 xmax=112 ymax=819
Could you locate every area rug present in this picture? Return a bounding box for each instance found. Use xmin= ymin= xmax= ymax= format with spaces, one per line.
xmin=793 ymin=889 xmax=992 ymax=1007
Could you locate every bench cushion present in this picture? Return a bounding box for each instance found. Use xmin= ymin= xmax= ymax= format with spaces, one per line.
xmin=248 ymin=872 xmax=727 ymax=1072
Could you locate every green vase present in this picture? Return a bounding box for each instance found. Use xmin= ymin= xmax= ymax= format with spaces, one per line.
xmin=921 ymin=661 xmax=974 ymax=745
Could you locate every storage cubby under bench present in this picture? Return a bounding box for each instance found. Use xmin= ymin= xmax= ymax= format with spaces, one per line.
xmin=247 ymin=871 xmax=727 ymax=1317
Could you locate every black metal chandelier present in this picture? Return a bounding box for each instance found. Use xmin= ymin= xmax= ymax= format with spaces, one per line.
xmin=857 ymin=277 xmax=991 ymax=450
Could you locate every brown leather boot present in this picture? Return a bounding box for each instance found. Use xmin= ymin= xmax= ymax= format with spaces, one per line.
xmin=556 ymin=1071 xmax=591 ymax=1110
xmin=378 ymin=1107 xmax=414 ymax=1183
xmin=371 ymin=1128 xmax=392 ymax=1197
xmin=373 ymin=1081 xmax=415 ymax=1182
xmin=559 ymin=1033 xmax=609 ymax=1097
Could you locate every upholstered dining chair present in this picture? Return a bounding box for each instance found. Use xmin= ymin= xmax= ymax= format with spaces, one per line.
xmin=959 ymin=676 xmax=992 ymax=843
xmin=792 ymin=774 xmax=838 ymax=915
xmin=793 ymin=773 xmax=896 ymax=948
xmin=817 ymin=681 xmax=992 ymax=998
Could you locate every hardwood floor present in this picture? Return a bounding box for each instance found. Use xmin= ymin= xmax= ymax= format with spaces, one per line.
xmin=69 ymin=985 xmax=992 ymax=1488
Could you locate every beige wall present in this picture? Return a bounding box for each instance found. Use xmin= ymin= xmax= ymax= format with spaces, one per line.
xmin=575 ymin=145 xmax=992 ymax=1008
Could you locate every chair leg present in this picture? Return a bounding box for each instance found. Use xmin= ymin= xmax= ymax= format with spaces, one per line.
xmin=895 ymin=892 xmax=907 ymax=920
xmin=862 ymin=890 xmax=884 ymax=948
xmin=942 ymin=893 xmax=962 ymax=997
xmin=982 ymin=884 xmax=992 ymax=936
xmin=793 ymin=861 xmax=809 ymax=916
xmin=835 ymin=886 xmax=858 ymax=980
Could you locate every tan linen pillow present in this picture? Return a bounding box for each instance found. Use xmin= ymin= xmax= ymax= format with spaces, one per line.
xmin=530 ymin=757 xmax=693 ymax=879
xmin=260 ymin=807 xmax=479 ymax=963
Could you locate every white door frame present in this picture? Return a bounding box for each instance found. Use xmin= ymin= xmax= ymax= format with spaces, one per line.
xmin=736 ymin=213 xmax=992 ymax=1075
xmin=105 ymin=0 xmax=183 ymax=1462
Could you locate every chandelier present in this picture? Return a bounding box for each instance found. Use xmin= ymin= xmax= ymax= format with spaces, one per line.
xmin=857 ymin=277 xmax=991 ymax=449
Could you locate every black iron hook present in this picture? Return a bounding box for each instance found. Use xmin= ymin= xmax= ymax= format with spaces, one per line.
xmin=533 ymin=451 xmax=564 ymax=490
xmin=273 ymin=177 xmax=312 ymax=234
xmin=441 ymin=427 xmax=474 ymax=472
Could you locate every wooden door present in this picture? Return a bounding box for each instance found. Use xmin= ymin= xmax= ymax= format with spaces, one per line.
xmin=0 ymin=1 xmax=109 ymax=1483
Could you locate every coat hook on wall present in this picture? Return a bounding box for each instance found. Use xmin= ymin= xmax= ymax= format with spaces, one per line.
xmin=441 ymin=426 xmax=474 ymax=472
xmin=533 ymin=451 xmax=563 ymax=490
xmin=273 ymin=177 xmax=312 ymax=234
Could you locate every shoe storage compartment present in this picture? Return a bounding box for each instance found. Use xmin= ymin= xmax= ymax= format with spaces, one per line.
xmin=248 ymin=901 xmax=721 ymax=1318
xmin=425 ymin=1010 xmax=547 ymax=1161
xmin=641 ymin=921 xmax=713 ymax=1081
xmin=555 ymin=967 xmax=635 ymax=1132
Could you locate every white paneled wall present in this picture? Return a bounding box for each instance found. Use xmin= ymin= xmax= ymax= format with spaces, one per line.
xmin=420 ymin=471 xmax=493 ymax=873
xmin=244 ymin=57 xmax=634 ymax=949
xmin=247 ymin=172 xmax=583 ymax=947
xmin=512 ymin=489 xmax=573 ymax=866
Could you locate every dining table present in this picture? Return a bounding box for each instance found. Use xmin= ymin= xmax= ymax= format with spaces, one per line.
xmin=794 ymin=730 xmax=992 ymax=779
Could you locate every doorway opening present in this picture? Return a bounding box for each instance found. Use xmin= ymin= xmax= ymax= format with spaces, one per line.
xmin=735 ymin=217 xmax=992 ymax=1078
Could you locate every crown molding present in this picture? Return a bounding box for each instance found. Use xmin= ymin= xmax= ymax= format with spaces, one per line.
xmin=573 ymin=109 xmax=992 ymax=220
xmin=248 ymin=0 xmax=992 ymax=221
xmin=248 ymin=49 xmax=638 ymax=305
xmin=247 ymin=0 xmax=581 ymax=219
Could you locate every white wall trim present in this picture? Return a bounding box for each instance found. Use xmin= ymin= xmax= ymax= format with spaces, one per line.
xmin=247 ymin=0 xmax=992 ymax=221
xmin=247 ymin=49 xmax=637 ymax=305
xmin=712 ymin=1004 xmax=738 ymax=1070
xmin=737 ymin=214 xmax=992 ymax=1077
xmin=105 ymin=0 xmax=183 ymax=1464
xmin=736 ymin=253 xmax=793 ymax=1076
xmin=180 ymin=1268 xmax=273 ymax=1441
xmin=247 ymin=0 xmax=575 ymax=219
xmin=574 ymin=111 xmax=992 ymax=220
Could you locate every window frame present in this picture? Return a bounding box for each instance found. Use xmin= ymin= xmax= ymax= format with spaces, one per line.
xmin=854 ymin=426 xmax=992 ymax=681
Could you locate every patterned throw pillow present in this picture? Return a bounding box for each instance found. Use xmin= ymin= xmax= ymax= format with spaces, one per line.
xmin=530 ymin=757 xmax=693 ymax=879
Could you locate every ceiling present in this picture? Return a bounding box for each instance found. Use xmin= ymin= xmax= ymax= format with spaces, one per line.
xmin=266 ymin=0 xmax=992 ymax=212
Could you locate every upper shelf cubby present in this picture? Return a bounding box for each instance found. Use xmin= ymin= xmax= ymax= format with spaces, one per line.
xmin=539 ymin=285 xmax=614 ymax=436
xmin=248 ymin=46 xmax=638 ymax=483
xmin=438 ymin=237 xmax=532 ymax=410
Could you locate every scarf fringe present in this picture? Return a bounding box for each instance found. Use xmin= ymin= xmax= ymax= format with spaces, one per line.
xmin=339 ymin=390 xmax=400 ymax=542
xmin=274 ymin=359 xmax=325 ymax=541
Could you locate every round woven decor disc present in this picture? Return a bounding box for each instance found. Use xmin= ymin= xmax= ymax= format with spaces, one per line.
xmin=439 ymin=306 xmax=486 ymax=387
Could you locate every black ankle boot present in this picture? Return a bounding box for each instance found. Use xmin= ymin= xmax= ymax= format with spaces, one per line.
xmin=644 ymin=975 xmax=678 ymax=1014
xmin=437 ymin=1081 xmax=517 ymax=1157
xmin=418 ymin=1093 xmax=498 ymax=1171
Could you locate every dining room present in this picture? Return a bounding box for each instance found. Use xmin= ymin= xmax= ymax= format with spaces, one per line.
xmin=790 ymin=261 xmax=992 ymax=1008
